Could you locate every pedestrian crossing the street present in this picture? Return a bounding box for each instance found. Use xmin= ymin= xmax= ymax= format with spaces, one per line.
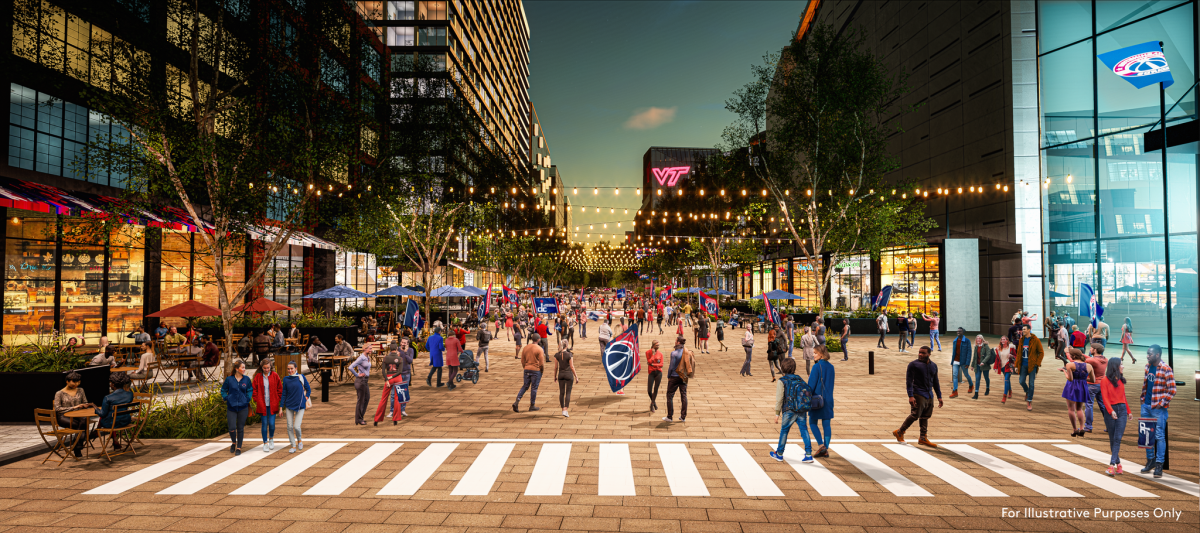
xmin=83 ymin=439 xmax=1199 ymax=500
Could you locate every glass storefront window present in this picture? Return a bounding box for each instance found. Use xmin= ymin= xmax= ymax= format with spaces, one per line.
xmin=1095 ymin=5 xmax=1195 ymax=133
xmin=336 ymin=250 xmax=377 ymax=309
xmin=790 ymin=257 xmax=819 ymax=306
xmin=830 ymin=254 xmax=871 ymax=311
xmin=1039 ymin=0 xmax=1092 ymax=53
xmin=880 ymin=246 xmax=940 ymax=315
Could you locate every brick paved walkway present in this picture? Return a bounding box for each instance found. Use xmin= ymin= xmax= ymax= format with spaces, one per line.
xmin=0 ymin=325 xmax=1195 ymax=532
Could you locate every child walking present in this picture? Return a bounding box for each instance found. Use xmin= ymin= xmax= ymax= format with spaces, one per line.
xmin=769 ymin=358 xmax=813 ymax=463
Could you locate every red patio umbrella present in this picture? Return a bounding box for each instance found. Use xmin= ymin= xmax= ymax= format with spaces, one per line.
xmin=146 ymin=300 xmax=222 ymax=318
xmin=232 ymin=297 xmax=294 ymax=313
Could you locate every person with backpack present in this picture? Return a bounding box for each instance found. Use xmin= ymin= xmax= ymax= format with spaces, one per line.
xmin=892 ymin=346 xmax=943 ymax=448
xmin=662 ymin=336 xmax=694 ymax=422
xmin=807 ymin=346 xmax=835 ymax=458
xmin=769 ymin=358 xmax=813 ymax=463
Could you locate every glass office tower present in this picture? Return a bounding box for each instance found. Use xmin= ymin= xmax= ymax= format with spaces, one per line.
xmin=1038 ymin=0 xmax=1199 ymax=370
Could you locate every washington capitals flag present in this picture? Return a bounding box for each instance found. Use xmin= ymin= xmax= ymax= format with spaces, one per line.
xmin=602 ymin=324 xmax=641 ymax=393
xmin=502 ymin=285 xmax=520 ymax=307
xmin=699 ymin=291 xmax=719 ymax=318
xmin=1098 ymin=41 xmax=1174 ymax=89
xmin=477 ymin=283 xmax=492 ymax=322
xmin=1078 ymin=282 xmax=1105 ymax=328
xmin=616 ymin=288 xmax=626 ymax=299
xmin=762 ymin=293 xmax=781 ymax=325
xmin=403 ymin=299 xmax=420 ymax=328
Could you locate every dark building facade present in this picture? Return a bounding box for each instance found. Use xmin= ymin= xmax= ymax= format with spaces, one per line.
xmin=1 ymin=0 xmax=386 ymax=343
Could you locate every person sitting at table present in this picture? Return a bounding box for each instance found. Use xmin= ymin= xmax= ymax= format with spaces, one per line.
xmin=129 ymin=342 xmax=157 ymax=382
xmin=333 ymin=333 xmax=354 ymax=359
xmin=305 ymin=336 xmax=326 ymax=376
xmin=85 ymin=372 xmax=134 ymax=452
xmin=163 ymin=326 xmax=187 ymax=350
xmin=253 ymin=329 xmax=273 ymax=365
xmin=270 ymin=324 xmax=285 ymax=351
xmin=88 ymin=336 xmax=115 ymax=368
xmin=184 ymin=325 xmax=200 ymax=344
xmin=128 ymin=325 xmax=151 ymax=345
xmin=286 ymin=323 xmax=300 ymax=343
xmin=54 ymin=371 xmax=93 ymax=457
xmin=154 ymin=323 xmax=169 ymax=340
xmin=202 ymin=336 xmax=221 ymax=369
xmin=180 ymin=337 xmax=206 ymax=382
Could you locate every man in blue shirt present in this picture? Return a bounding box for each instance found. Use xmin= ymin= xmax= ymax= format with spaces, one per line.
xmin=949 ymin=328 xmax=974 ymax=398
xmin=425 ymin=327 xmax=445 ymax=387
xmin=154 ymin=323 xmax=169 ymax=340
xmin=893 ymin=346 xmax=942 ymax=447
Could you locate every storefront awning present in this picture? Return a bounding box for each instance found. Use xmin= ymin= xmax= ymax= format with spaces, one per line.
xmin=0 ymin=177 xmax=213 ymax=232
xmin=246 ymin=226 xmax=340 ymax=250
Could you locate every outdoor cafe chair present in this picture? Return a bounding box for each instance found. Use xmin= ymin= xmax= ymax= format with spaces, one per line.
xmin=129 ymin=361 xmax=161 ymax=392
xmin=33 ymin=408 xmax=84 ymax=466
xmin=130 ymin=391 xmax=155 ymax=446
xmin=95 ymin=402 xmax=141 ymax=461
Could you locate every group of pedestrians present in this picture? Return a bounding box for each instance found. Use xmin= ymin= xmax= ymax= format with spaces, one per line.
xmin=220 ymin=358 xmax=311 ymax=455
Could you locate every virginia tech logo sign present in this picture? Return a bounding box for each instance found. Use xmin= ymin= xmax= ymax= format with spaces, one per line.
xmin=652 ymin=166 xmax=690 ymax=187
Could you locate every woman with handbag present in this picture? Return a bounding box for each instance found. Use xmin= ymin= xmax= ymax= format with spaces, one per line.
xmin=807 ymin=346 xmax=835 ymax=458
xmin=739 ymin=330 xmax=754 ymax=377
xmin=281 ymin=360 xmax=312 ymax=453
xmin=552 ymin=339 xmax=580 ymax=418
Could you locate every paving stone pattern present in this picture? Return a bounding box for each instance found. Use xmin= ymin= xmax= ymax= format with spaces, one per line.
xmin=0 ymin=324 xmax=1195 ymax=532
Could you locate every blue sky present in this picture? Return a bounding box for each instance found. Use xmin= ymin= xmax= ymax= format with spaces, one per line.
xmin=524 ymin=1 xmax=803 ymax=244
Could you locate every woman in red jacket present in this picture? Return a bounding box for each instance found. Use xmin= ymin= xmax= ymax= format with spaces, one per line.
xmin=253 ymin=359 xmax=283 ymax=452
xmin=645 ymin=341 xmax=663 ymax=413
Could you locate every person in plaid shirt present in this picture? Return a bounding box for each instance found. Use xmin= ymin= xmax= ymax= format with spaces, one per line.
xmin=1138 ymin=344 xmax=1175 ymax=478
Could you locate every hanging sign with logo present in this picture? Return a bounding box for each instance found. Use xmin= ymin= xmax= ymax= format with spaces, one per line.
xmin=1097 ymin=41 xmax=1174 ymax=89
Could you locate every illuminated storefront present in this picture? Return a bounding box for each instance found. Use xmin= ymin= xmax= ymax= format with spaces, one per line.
xmin=830 ymin=254 xmax=871 ymax=311
xmin=879 ymin=246 xmax=940 ymax=315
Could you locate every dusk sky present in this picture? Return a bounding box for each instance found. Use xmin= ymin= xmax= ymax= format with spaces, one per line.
xmin=524 ymin=1 xmax=804 ymax=244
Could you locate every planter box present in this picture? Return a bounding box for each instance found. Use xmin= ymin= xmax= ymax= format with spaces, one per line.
xmin=0 ymin=365 xmax=110 ymax=423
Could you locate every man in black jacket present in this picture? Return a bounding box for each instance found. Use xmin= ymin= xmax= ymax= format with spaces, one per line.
xmin=893 ymin=346 xmax=942 ymax=448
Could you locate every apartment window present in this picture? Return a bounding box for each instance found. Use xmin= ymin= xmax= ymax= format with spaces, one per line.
xmin=419 ymin=27 xmax=446 ymax=46
xmin=388 ymin=1 xmax=414 ymax=20
xmin=8 ymin=83 xmax=123 ymax=186
xmin=419 ymin=52 xmax=445 ymax=71
xmin=388 ymin=26 xmax=414 ymax=46
xmin=271 ymin=11 xmax=299 ymax=60
xmin=321 ymin=51 xmax=348 ymax=95
xmin=361 ymin=40 xmax=381 ymax=82
xmin=419 ymin=0 xmax=447 ymax=20
xmin=392 ymin=52 xmax=413 ymax=71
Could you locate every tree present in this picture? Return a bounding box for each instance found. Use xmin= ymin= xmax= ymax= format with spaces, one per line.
xmin=723 ymin=23 xmax=936 ymax=313
xmin=34 ymin=0 xmax=383 ymax=375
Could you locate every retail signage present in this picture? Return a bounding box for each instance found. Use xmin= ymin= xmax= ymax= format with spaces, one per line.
xmin=1098 ymin=41 xmax=1174 ymax=89
xmin=652 ymin=166 xmax=690 ymax=187
xmin=533 ymin=297 xmax=558 ymax=314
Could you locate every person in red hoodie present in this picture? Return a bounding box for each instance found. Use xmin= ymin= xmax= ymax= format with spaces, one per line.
xmin=252 ymin=359 xmax=283 ymax=452
xmin=645 ymin=340 xmax=664 ymax=413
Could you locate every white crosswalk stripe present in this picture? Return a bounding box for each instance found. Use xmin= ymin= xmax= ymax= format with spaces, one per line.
xmin=1053 ymin=444 xmax=1200 ymax=498
xmin=85 ymin=443 xmax=227 ymax=495
xmin=525 ymin=443 xmax=572 ymax=496
xmin=158 ymin=446 xmax=278 ymax=495
xmin=377 ymin=442 xmax=458 ymax=496
xmin=304 ymin=443 xmax=402 ymax=495
xmin=231 ymin=443 xmax=346 ymax=495
xmin=773 ymin=445 xmax=859 ymax=497
xmin=942 ymin=444 xmax=1081 ymax=497
xmin=598 ymin=443 xmax=636 ymax=496
xmin=451 ymin=443 xmax=515 ymax=495
xmin=713 ymin=443 xmax=783 ymax=497
xmin=85 ymin=440 xmax=1195 ymax=499
xmin=657 ymin=443 xmax=709 ymax=496
xmin=997 ymin=444 xmax=1158 ymax=498
xmin=837 ymin=443 xmax=932 ymax=497
xmin=883 ymin=444 xmax=1007 ymax=497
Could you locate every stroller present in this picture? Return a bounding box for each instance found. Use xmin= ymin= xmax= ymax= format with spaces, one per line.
xmin=455 ymin=349 xmax=480 ymax=384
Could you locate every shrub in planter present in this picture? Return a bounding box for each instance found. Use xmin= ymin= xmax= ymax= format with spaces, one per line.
xmin=825 ymin=335 xmax=842 ymax=353
xmin=0 ymin=343 xmax=89 ymax=373
xmin=142 ymin=385 xmax=263 ymax=440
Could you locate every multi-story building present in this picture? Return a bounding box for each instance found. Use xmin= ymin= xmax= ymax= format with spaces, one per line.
xmin=359 ymin=0 xmax=531 ymax=186
xmin=748 ymin=0 xmax=1197 ymax=368
xmin=1 ymin=0 xmax=386 ymax=343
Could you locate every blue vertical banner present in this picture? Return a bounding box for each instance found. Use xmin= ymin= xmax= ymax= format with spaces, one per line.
xmin=761 ymin=293 xmax=781 ymax=325
xmin=602 ymin=325 xmax=641 ymax=393
xmin=403 ymin=299 xmax=420 ymax=328
xmin=1097 ymin=41 xmax=1174 ymax=89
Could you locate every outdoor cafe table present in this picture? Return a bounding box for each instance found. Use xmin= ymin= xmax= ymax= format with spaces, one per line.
xmin=62 ymin=408 xmax=97 ymax=457
xmin=316 ymin=353 xmax=352 ymax=382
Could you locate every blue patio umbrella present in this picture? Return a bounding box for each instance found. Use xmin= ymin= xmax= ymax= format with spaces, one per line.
xmin=761 ymin=289 xmax=804 ymax=300
xmin=372 ymin=286 xmax=422 ymax=297
xmin=460 ymin=286 xmax=488 ymax=296
xmin=429 ymin=285 xmax=476 ymax=297
xmin=705 ymin=289 xmax=736 ymax=296
xmin=302 ymin=285 xmax=373 ymax=299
